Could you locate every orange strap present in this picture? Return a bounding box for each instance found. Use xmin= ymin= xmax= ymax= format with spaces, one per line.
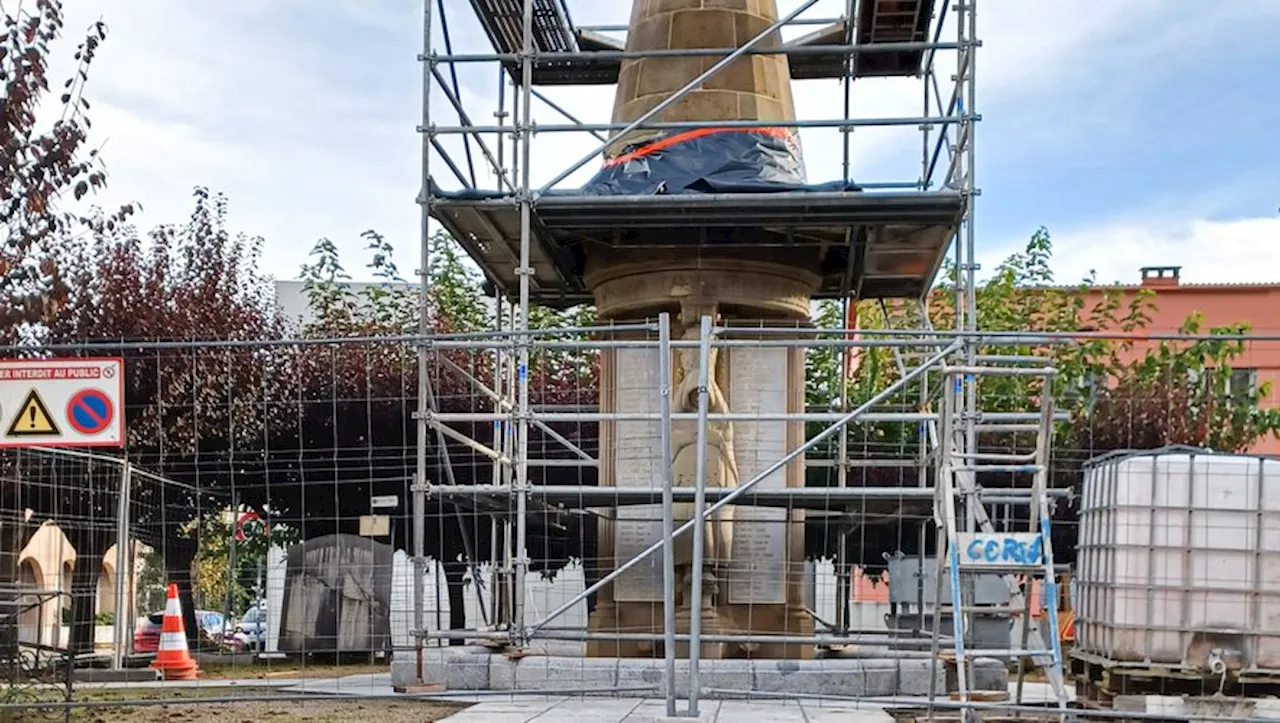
xmin=605 ymin=127 xmax=793 ymax=168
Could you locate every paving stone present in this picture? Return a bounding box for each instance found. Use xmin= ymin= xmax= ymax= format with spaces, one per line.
xmin=435 ymin=696 xmax=899 ymax=723
xmin=804 ymin=708 xmax=896 ymax=723
xmin=629 ymin=700 xmax=716 ymax=723
xmin=533 ymin=697 xmax=648 ymax=723
xmin=714 ymin=700 xmax=808 ymax=722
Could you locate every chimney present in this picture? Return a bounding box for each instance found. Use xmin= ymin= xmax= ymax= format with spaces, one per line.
xmin=1140 ymin=266 xmax=1181 ymax=288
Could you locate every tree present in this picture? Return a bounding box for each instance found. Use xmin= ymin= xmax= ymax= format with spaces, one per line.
xmin=298 ymin=228 xmax=600 ymax=413
xmin=1 ymin=1 xmax=132 ymax=347
xmin=806 ymin=229 xmax=1280 ymax=566
xmin=810 ymin=228 xmax=1280 ymax=459
xmin=294 ymin=231 xmax=603 ymax=627
xmin=6 ymin=185 xmax=289 ymax=651
xmin=133 ymin=546 xmax=169 ymax=614
xmin=57 ymin=188 xmax=284 ymax=448
xmin=1083 ymin=315 xmax=1280 ymax=453
xmin=188 ymin=509 xmax=296 ymax=619
xmin=0 ymin=0 xmax=142 ymax=653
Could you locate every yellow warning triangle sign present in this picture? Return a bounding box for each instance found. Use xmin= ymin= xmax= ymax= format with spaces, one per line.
xmin=7 ymin=389 xmax=60 ymax=437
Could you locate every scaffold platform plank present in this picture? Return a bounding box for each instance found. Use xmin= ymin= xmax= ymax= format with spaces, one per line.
xmin=468 ymin=0 xmax=577 ymax=56
xmin=464 ymin=0 xmax=936 ymax=86
xmin=430 ymin=190 xmax=963 ymax=306
xmin=855 ymin=0 xmax=937 ymax=77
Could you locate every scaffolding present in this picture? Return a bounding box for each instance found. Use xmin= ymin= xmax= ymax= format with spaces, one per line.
xmin=411 ymin=0 xmax=1066 ymax=714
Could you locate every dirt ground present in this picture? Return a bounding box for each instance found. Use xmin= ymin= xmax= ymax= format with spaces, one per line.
xmin=69 ymin=699 xmax=466 ymax=723
xmin=14 ymin=689 xmax=467 ymax=723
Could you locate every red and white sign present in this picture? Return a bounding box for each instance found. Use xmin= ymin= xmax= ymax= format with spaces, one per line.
xmin=0 ymin=358 xmax=125 ymax=448
xmin=235 ymin=512 xmax=269 ymax=542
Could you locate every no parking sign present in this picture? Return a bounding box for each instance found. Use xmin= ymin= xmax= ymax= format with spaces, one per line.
xmin=67 ymin=389 xmax=115 ymax=436
xmin=235 ymin=512 xmax=270 ymax=542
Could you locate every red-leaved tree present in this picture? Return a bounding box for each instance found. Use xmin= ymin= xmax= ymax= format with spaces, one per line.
xmin=1 ymin=1 xmax=132 ymax=347
xmin=0 ymin=0 xmax=144 ymax=652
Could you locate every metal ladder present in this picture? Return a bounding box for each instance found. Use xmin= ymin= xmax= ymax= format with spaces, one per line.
xmin=934 ymin=361 xmax=1071 ymax=718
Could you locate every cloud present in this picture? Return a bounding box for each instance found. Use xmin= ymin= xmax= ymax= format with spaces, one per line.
xmin=48 ymin=0 xmax=426 ymax=279
xmin=32 ymin=0 xmax=1278 ymax=291
xmin=991 ymin=214 xmax=1280 ymax=288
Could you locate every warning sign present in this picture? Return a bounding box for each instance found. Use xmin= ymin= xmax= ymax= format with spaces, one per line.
xmin=0 ymin=358 xmax=124 ymax=448
xmin=6 ymin=390 xmax=60 ymax=437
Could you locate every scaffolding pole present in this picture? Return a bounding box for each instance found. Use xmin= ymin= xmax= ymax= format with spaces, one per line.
xmin=413 ymin=1 xmax=986 ymax=712
xmin=110 ymin=463 xmax=131 ymax=670
xmin=657 ymin=313 xmax=677 ymax=718
xmin=512 ymin=0 xmax=535 ymax=647
xmin=525 ymin=340 xmax=963 ymax=639
xmin=436 ymin=40 xmax=962 ymax=65
xmin=688 ymin=315 xmax=713 ymax=716
xmin=424 ymin=410 xmax=1062 ymax=423
xmin=431 ymin=115 xmax=966 ymax=136
xmin=413 ymin=0 xmax=433 ymax=677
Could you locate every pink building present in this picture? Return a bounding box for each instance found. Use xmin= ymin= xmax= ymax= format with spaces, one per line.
xmin=1083 ymin=266 xmax=1280 ymax=455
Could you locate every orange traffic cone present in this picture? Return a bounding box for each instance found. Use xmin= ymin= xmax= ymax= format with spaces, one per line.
xmin=1059 ymin=610 xmax=1076 ymax=643
xmin=150 ymin=583 xmax=200 ymax=681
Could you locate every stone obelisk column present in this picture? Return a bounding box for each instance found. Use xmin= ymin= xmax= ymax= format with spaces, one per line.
xmin=585 ymin=0 xmax=817 ymax=661
xmin=611 ymin=0 xmax=797 ymax=150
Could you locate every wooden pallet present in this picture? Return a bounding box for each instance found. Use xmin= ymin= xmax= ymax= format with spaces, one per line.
xmin=1072 ymin=654 xmax=1280 ymax=705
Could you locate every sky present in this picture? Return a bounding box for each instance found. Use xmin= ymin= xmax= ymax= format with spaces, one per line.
xmin=48 ymin=0 xmax=1280 ymax=288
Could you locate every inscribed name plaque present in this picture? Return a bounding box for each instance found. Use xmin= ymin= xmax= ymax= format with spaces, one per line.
xmin=611 ymin=346 xmax=664 ymax=602
xmin=725 ymin=347 xmax=789 ymax=605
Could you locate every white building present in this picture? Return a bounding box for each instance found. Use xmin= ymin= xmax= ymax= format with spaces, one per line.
xmin=272 ymin=280 xmax=421 ymax=328
xmin=272 ymin=279 xmax=506 ymax=331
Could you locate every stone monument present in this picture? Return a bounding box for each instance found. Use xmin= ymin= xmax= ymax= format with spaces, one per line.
xmin=582 ymin=0 xmax=820 ymax=661
xmin=666 ymin=314 xmax=738 ymax=656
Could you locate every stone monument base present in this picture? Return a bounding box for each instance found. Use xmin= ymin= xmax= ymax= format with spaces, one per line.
xmin=587 ymin=601 xmax=814 ymax=660
xmin=672 ymin=605 xmax=732 ymax=660
xmin=389 ymin=647 xmax=1008 ymax=699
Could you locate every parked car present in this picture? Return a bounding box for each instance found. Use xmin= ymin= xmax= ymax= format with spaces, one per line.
xmin=233 ymin=604 xmax=267 ymax=651
xmin=133 ymin=609 xmax=231 ymax=653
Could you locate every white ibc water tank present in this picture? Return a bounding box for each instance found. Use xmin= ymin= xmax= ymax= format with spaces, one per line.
xmin=1076 ymin=447 xmax=1280 ymax=675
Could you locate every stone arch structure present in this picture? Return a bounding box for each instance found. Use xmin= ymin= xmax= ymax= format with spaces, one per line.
xmin=18 ymin=522 xmax=76 ymax=637
xmin=97 ymin=544 xmax=134 ymax=622
xmin=17 ymin=558 xmax=42 ymax=632
xmin=15 ymin=521 xmax=140 ymax=650
xmin=98 ymin=549 xmax=116 ymax=617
